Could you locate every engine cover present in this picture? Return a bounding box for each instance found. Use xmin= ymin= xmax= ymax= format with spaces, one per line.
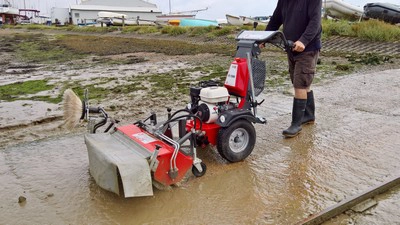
xmin=199 ymin=86 xmax=229 ymax=103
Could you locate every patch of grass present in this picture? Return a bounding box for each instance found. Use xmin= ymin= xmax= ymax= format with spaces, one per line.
xmin=121 ymin=26 xmax=142 ymax=33
xmin=2 ymin=33 xmax=87 ymax=63
xmin=0 ymin=80 xmax=54 ymax=101
xmin=161 ymin=26 xmax=188 ymax=36
xmin=210 ymin=26 xmax=236 ymax=37
xmin=196 ymin=65 xmax=227 ymax=82
xmin=68 ymin=26 xmax=119 ymax=33
xmin=56 ymin=35 xmax=234 ymax=56
xmin=188 ymin=26 xmax=215 ymax=36
xmin=322 ymin=19 xmax=400 ymax=42
xmin=137 ymin=26 xmax=160 ymax=34
xmin=17 ymin=41 xmax=71 ymax=63
xmin=352 ymin=20 xmax=400 ymax=42
xmin=322 ymin=19 xmax=355 ymax=39
xmin=335 ymin=64 xmax=353 ymax=71
xmin=92 ymin=56 xmax=148 ymax=65
xmin=121 ymin=25 xmax=161 ymax=34
xmin=266 ymin=77 xmax=287 ymax=87
xmin=346 ymin=53 xmax=392 ymax=65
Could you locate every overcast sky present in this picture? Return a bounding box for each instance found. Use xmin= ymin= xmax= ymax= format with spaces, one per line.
xmin=7 ymin=0 xmax=400 ymax=18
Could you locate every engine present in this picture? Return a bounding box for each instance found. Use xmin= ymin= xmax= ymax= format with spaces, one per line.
xmin=189 ymin=85 xmax=235 ymax=123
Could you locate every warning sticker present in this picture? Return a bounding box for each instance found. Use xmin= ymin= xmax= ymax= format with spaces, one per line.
xmin=132 ymin=133 xmax=157 ymax=144
xmin=225 ymin=64 xmax=238 ymax=86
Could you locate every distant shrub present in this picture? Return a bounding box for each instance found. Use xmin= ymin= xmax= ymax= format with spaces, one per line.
xmin=211 ymin=26 xmax=235 ymax=37
xmin=188 ymin=26 xmax=215 ymax=36
xmin=161 ymin=26 xmax=187 ymax=36
xmin=137 ymin=26 xmax=159 ymax=34
xmin=322 ymin=19 xmax=354 ymax=38
xmin=122 ymin=26 xmax=142 ymax=33
xmin=321 ymin=19 xmax=400 ymax=42
xmin=352 ymin=20 xmax=400 ymax=42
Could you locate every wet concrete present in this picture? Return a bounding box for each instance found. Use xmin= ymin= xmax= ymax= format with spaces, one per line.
xmin=1 ymin=69 xmax=399 ymax=224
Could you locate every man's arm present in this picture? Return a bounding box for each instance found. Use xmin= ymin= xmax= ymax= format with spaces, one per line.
xmin=265 ymin=0 xmax=283 ymax=31
xmin=298 ymin=0 xmax=322 ymax=47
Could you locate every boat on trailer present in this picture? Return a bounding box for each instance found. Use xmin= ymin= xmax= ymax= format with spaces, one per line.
xmin=226 ymin=14 xmax=242 ymax=26
xmin=240 ymin=16 xmax=268 ymax=26
xmin=226 ymin=14 xmax=268 ymax=26
xmin=0 ymin=3 xmax=19 ymax=24
xmin=364 ymin=3 xmax=400 ymax=24
xmin=97 ymin=11 xmax=156 ymax=26
xmin=323 ymin=0 xmax=363 ymax=20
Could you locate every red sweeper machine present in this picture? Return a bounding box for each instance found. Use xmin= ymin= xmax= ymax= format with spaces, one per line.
xmin=78 ymin=31 xmax=292 ymax=197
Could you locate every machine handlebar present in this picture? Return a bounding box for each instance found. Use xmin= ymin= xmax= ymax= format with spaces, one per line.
xmin=236 ymin=30 xmax=294 ymax=52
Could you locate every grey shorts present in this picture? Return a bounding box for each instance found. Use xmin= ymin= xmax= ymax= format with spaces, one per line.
xmin=288 ymin=50 xmax=319 ymax=89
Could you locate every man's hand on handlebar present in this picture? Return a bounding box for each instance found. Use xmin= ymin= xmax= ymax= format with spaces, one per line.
xmin=258 ymin=40 xmax=305 ymax=52
xmin=292 ymin=40 xmax=305 ymax=52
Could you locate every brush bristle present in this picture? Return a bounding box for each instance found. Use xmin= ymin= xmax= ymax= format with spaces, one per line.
xmin=62 ymin=89 xmax=83 ymax=129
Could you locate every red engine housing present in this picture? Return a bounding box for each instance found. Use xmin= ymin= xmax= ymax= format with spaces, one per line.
xmin=186 ymin=119 xmax=220 ymax=146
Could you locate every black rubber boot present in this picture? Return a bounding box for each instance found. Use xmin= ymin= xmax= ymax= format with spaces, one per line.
xmin=283 ymin=98 xmax=307 ymax=138
xmin=302 ymin=91 xmax=315 ymax=125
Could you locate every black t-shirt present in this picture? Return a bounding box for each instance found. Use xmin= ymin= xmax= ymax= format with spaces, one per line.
xmin=266 ymin=0 xmax=322 ymax=52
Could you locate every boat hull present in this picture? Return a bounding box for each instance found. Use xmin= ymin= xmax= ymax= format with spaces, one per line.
xmin=324 ymin=0 xmax=363 ymax=19
xmin=179 ymin=18 xmax=218 ymax=27
xmin=0 ymin=6 xmax=19 ymax=15
xmin=364 ymin=3 xmax=400 ymax=24
xmin=226 ymin=14 xmax=242 ymax=26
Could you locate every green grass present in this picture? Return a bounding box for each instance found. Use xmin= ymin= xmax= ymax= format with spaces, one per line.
xmin=68 ymin=26 xmax=119 ymax=33
xmin=16 ymin=41 xmax=83 ymax=63
xmin=322 ymin=19 xmax=355 ymax=38
xmin=196 ymin=65 xmax=227 ymax=81
xmin=137 ymin=26 xmax=160 ymax=34
xmin=55 ymin=34 xmax=234 ymax=56
xmin=188 ymin=26 xmax=214 ymax=36
xmin=352 ymin=20 xmax=400 ymax=42
xmin=161 ymin=26 xmax=188 ymax=36
xmin=4 ymin=19 xmax=400 ymax=43
xmin=209 ymin=26 xmax=236 ymax=37
xmin=0 ymin=80 xmax=55 ymax=102
xmin=322 ymin=19 xmax=400 ymax=42
xmin=0 ymin=33 xmax=87 ymax=63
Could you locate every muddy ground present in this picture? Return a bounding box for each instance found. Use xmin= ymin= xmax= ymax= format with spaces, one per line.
xmin=0 ymin=28 xmax=400 ymax=224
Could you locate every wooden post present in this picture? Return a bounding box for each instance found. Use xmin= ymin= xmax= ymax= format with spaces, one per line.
xmin=122 ymin=16 xmax=125 ymax=27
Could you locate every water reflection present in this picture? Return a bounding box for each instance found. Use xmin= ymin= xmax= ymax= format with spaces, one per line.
xmin=281 ymin=126 xmax=319 ymax=219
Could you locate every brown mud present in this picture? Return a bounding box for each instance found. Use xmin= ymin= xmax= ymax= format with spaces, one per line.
xmin=0 ymin=28 xmax=400 ymax=224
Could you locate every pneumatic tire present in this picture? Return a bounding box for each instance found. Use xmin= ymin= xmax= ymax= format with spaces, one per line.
xmin=217 ymin=119 xmax=256 ymax=162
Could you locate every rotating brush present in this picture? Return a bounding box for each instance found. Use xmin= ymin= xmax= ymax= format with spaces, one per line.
xmin=62 ymin=89 xmax=85 ymax=129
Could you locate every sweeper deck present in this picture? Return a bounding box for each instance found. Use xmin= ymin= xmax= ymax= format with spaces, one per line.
xmin=82 ymin=30 xmax=292 ymax=197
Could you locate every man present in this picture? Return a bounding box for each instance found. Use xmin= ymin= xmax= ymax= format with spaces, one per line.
xmin=266 ymin=0 xmax=322 ymax=138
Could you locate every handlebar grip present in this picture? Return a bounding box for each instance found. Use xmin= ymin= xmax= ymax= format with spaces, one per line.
xmin=88 ymin=107 xmax=101 ymax=113
xmin=287 ymin=40 xmax=295 ymax=48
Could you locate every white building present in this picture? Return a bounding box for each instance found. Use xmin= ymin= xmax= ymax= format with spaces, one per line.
xmin=70 ymin=0 xmax=161 ymax=25
xmin=51 ymin=8 xmax=69 ymax=25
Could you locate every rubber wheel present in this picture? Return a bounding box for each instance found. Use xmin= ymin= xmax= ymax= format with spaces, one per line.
xmin=217 ymin=119 xmax=256 ymax=162
xmin=192 ymin=162 xmax=207 ymax=177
